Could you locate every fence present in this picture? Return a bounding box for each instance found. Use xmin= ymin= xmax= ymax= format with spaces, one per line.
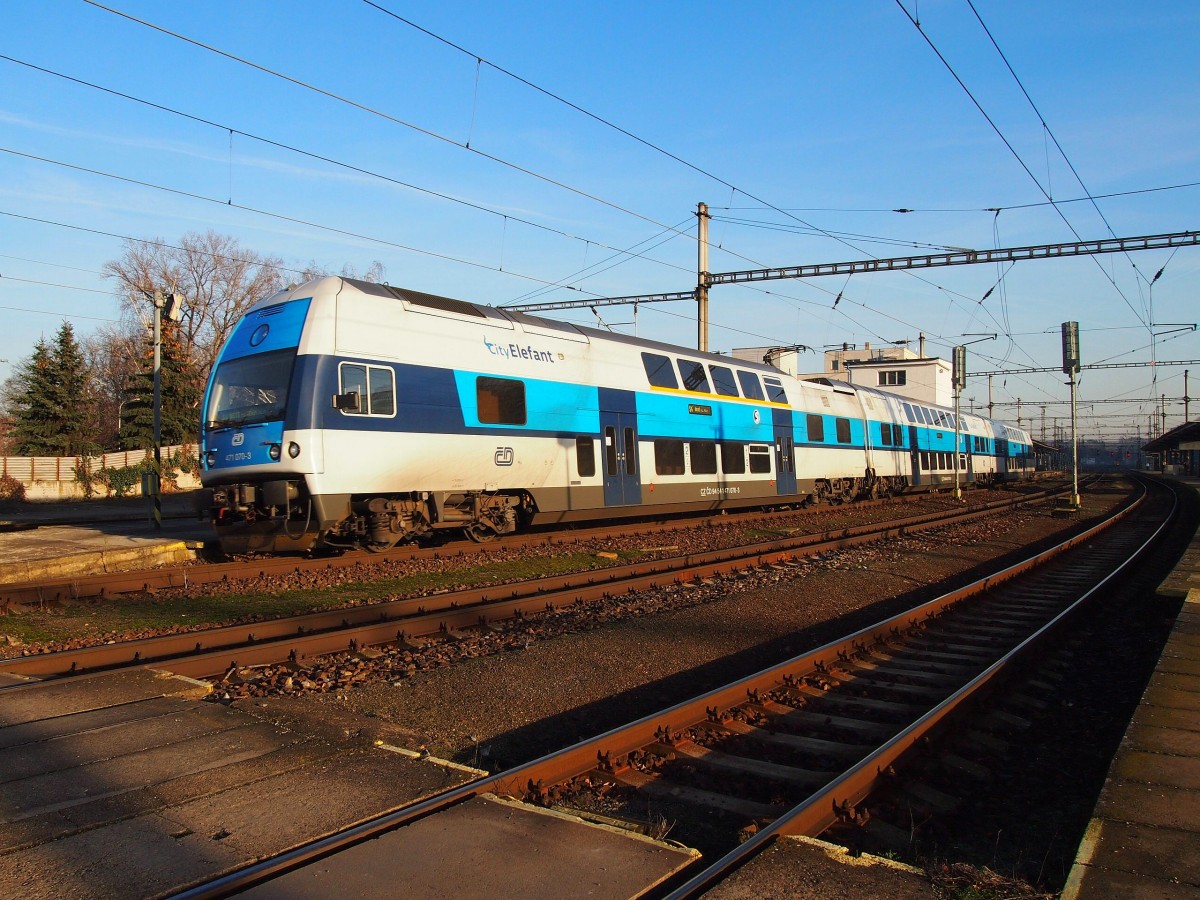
xmin=1 ymin=445 xmax=201 ymax=500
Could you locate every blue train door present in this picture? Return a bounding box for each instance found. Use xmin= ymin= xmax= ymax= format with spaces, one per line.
xmin=909 ymin=425 xmax=922 ymax=486
xmin=773 ymin=409 xmax=797 ymax=496
xmin=599 ymin=388 xmax=641 ymax=506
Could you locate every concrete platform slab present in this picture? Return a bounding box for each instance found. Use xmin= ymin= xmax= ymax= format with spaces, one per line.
xmin=238 ymin=794 xmax=699 ymax=900
xmin=0 ymin=669 xmax=207 ymax=726
xmin=0 ymin=676 xmax=481 ymax=899
xmin=0 ymin=701 xmax=238 ymax=784
xmin=1063 ymin=512 xmax=1200 ymax=899
xmin=703 ymin=835 xmax=939 ymax=900
xmin=1110 ymin=748 xmax=1200 ymax=791
xmin=2 ymin=720 xmax=289 ymax=822
xmin=0 ymin=694 xmax=193 ymax=750
xmin=0 ymin=493 xmax=212 ymax=586
xmin=1123 ymin=722 xmax=1200 ymax=757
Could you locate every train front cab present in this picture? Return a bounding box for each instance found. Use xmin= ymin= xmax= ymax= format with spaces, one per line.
xmin=198 ymin=294 xmax=326 ymax=553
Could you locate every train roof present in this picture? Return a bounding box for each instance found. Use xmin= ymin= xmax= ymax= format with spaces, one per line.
xmin=336 ymin=278 xmax=793 ymax=378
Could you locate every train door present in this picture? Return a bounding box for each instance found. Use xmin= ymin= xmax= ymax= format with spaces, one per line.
xmin=599 ymin=388 xmax=641 ymax=506
xmin=909 ymin=425 xmax=922 ymax=486
xmin=995 ymin=437 xmax=1010 ymax=478
xmin=773 ymin=408 xmax=797 ymax=496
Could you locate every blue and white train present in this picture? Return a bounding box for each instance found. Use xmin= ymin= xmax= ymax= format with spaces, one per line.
xmin=197 ymin=277 xmax=1033 ymax=554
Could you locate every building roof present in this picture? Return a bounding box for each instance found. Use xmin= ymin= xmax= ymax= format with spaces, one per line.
xmin=1141 ymin=421 xmax=1200 ymax=453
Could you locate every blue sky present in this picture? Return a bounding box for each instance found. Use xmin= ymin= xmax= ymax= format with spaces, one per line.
xmin=2 ymin=0 xmax=1197 ymax=443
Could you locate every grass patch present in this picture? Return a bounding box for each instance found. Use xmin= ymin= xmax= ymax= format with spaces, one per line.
xmin=0 ymin=550 xmax=629 ymax=648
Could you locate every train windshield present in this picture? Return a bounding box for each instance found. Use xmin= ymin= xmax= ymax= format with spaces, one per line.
xmin=205 ymin=348 xmax=296 ymax=429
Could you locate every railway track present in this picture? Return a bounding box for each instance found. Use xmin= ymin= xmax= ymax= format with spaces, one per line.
xmin=164 ymin=473 xmax=1172 ymax=899
xmin=0 ymin=482 xmax=1065 ymax=610
xmin=1 ymin=484 xmax=1072 ymax=684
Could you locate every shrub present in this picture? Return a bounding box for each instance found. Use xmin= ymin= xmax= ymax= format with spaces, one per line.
xmin=0 ymin=475 xmax=26 ymax=504
xmin=74 ymin=457 xmax=97 ymax=499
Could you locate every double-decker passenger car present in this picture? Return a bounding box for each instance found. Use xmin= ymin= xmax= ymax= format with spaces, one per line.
xmin=198 ymin=277 xmax=1032 ymax=553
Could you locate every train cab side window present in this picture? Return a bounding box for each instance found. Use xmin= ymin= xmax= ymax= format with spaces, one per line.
xmin=763 ymin=377 xmax=788 ymax=404
xmin=642 ymin=353 xmax=678 ymax=389
xmin=690 ymin=440 xmax=718 ymax=474
xmin=880 ymin=423 xmax=893 ymax=446
xmin=748 ymin=443 xmax=772 ymax=473
xmin=737 ymin=371 xmax=766 ymax=401
xmin=720 ymin=442 xmax=746 ymax=474
xmin=576 ymin=437 xmax=596 ymax=478
xmin=654 ymin=439 xmax=685 ymax=475
xmin=708 ymin=366 xmax=739 ymax=397
xmin=678 ymin=360 xmax=711 ymax=393
xmin=337 ymin=363 xmax=395 ymax=417
xmin=476 ymin=376 xmax=526 ymax=425
xmin=835 ymin=417 xmax=852 ymax=444
xmin=892 ymin=424 xmax=905 ymax=446
xmin=806 ymin=414 xmax=825 ymax=442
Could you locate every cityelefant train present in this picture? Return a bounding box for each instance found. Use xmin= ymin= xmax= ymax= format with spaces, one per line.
xmin=197 ymin=277 xmax=1034 ymax=554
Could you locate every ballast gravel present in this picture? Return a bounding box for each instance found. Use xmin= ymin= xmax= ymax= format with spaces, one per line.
xmin=233 ymin=484 xmax=1127 ymax=775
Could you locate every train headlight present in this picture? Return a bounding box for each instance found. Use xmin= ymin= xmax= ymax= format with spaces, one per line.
xmin=288 ymin=441 xmax=301 ymax=459
xmin=205 ymin=450 xmax=217 ymax=468
xmin=268 ymin=443 xmax=282 ymax=461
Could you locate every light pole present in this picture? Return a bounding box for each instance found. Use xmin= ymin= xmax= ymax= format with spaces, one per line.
xmin=1062 ymin=321 xmax=1081 ymax=509
xmin=149 ymin=290 xmax=183 ymax=529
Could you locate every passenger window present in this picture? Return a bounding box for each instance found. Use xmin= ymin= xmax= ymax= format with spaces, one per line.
xmin=690 ymin=440 xmax=717 ymax=475
xmin=576 ymin=437 xmax=596 ymax=478
xmin=642 ymin=352 xmax=678 ymax=389
xmin=340 ymin=364 xmax=367 ymax=411
xmin=677 ymin=360 xmax=711 ymax=393
xmin=737 ymin=371 xmax=766 ymax=401
xmin=369 ymin=367 xmax=394 ymax=416
xmin=654 ymin=439 xmax=685 ymax=475
xmin=807 ymin=414 xmax=825 ymax=442
xmin=903 ymin=403 xmax=915 ymax=423
xmin=476 ymin=376 xmax=526 ymax=425
xmin=748 ymin=444 xmax=772 ymax=474
xmin=708 ymin=365 xmax=739 ymax=397
xmin=720 ymin=442 xmax=746 ymax=474
xmin=338 ymin=362 xmax=394 ymax=417
xmin=835 ymin=418 xmax=852 ymax=444
xmin=763 ymin=377 xmax=788 ymax=404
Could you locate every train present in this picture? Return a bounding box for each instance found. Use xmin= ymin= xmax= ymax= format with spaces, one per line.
xmin=196 ymin=277 xmax=1034 ymax=554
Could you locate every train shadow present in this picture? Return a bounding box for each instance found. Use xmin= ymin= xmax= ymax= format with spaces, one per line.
xmin=464 ymin=513 xmax=1124 ymax=772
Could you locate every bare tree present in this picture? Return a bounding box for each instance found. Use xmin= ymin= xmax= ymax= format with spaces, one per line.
xmin=300 ymin=259 xmax=387 ymax=284
xmin=103 ymin=231 xmax=286 ymax=374
xmin=83 ymin=323 xmax=143 ymax=450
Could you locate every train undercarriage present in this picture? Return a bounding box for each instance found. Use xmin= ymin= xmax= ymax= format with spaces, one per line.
xmin=198 ymin=480 xmax=533 ymax=554
xmin=199 ymin=469 xmax=964 ymax=555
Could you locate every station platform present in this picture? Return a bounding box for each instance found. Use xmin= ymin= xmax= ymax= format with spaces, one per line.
xmin=1063 ymin=475 xmax=1200 ymax=898
xmin=0 ymin=493 xmax=213 ymax=585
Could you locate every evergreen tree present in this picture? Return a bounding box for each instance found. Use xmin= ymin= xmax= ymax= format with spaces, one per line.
xmin=8 ymin=339 xmax=58 ymax=455
xmin=8 ymin=323 xmax=99 ymax=456
xmin=50 ymin=322 xmax=99 ymax=457
xmin=119 ymin=319 xmax=202 ymax=450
